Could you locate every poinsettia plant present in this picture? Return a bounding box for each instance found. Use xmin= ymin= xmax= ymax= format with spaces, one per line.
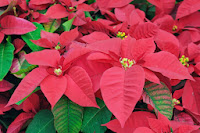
xmin=0 ymin=0 xmax=200 ymax=133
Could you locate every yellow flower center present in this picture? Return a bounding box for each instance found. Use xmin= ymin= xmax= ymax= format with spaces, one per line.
xmin=179 ymin=55 xmax=189 ymax=67
xmin=120 ymin=58 xmax=135 ymax=70
xmin=54 ymin=68 xmax=62 ymax=76
xmin=68 ymin=6 xmax=76 ymax=12
xmin=172 ymin=25 xmax=178 ymax=31
xmin=116 ymin=32 xmax=127 ymax=40
xmin=55 ymin=45 xmax=61 ymax=50
xmin=172 ymin=98 xmax=180 ymax=106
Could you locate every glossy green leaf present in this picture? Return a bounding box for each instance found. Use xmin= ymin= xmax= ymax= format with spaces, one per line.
xmin=15 ymin=87 xmax=40 ymax=105
xmin=143 ymin=82 xmax=173 ymax=119
xmin=26 ymin=110 xmax=56 ymax=133
xmin=21 ymin=22 xmax=44 ymax=51
xmin=81 ymin=98 xmax=112 ymax=133
xmin=43 ymin=19 xmax=61 ymax=33
xmin=52 ymin=96 xmax=83 ymax=133
xmin=0 ymin=41 xmax=15 ymax=81
xmin=62 ymin=17 xmax=75 ymax=31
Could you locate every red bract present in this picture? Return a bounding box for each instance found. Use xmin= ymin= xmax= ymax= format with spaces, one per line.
xmin=7 ymin=112 xmax=35 ymax=133
xmin=103 ymin=111 xmax=156 ymax=133
xmin=45 ymin=0 xmax=94 ymax=19
xmin=182 ymin=77 xmax=200 ymax=116
xmin=147 ymin=0 xmax=175 ymax=15
xmin=7 ymin=46 xmax=98 ymax=108
xmin=176 ymin=0 xmax=200 ymax=19
xmin=0 ymin=15 xmax=36 ymax=34
xmin=31 ymin=28 xmax=79 ymax=52
xmin=0 ymin=15 xmax=36 ymax=43
xmin=0 ymin=80 xmax=14 ymax=92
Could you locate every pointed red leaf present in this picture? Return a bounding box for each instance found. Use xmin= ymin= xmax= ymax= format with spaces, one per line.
xmin=142 ymin=51 xmax=193 ymax=80
xmin=45 ymin=4 xmax=69 ymax=19
xmin=60 ymin=28 xmax=79 ymax=47
xmin=77 ymin=3 xmax=95 ymax=11
xmin=100 ymin=66 xmax=145 ymax=127
xmin=41 ymin=30 xmax=59 ymax=45
xmin=7 ymin=67 xmax=49 ymax=106
xmin=0 ymin=95 xmax=11 ymax=114
xmin=25 ymin=50 xmax=60 ymax=67
xmin=131 ymin=38 xmax=156 ymax=62
xmin=7 ymin=112 xmax=34 ymax=133
xmin=65 ymin=66 xmax=98 ymax=108
xmin=80 ymin=32 xmax=110 ymax=43
xmin=132 ymin=22 xmax=158 ymax=40
xmin=174 ymin=112 xmax=194 ymax=125
xmin=182 ymin=78 xmax=200 ymax=115
xmin=97 ymin=0 xmax=132 ymax=9
xmin=134 ymin=127 xmax=154 ymax=133
xmin=23 ymin=93 xmax=40 ymax=113
xmin=29 ymin=0 xmax=54 ymax=5
xmin=13 ymin=39 xmax=26 ymax=54
xmin=0 ymin=32 xmax=4 ymax=44
xmin=87 ymin=38 xmax=121 ymax=55
xmin=154 ymin=29 xmax=180 ymax=57
xmin=1 ymin=15 xmax=36 ymax=35
xmin=176 ymin=0 xmax=200 ymax=19
xmin=187 ymin=42 xmax=200 ymax=60
xmin=147 ymin=0 xmax=175 ymax=14
xmin=63 ymin=45 xmax=91 ymax=66
xmin=0 ymin=80 xmax=14 ymax=92
xmin=171 ymin=121 xmax=200 ymax=133
xmin=143 ymin=68 xmax=160 ymax=84
xmin=128 ymin=9 xmax=145 ymax=26
xmin=41 ymin=75 xmax=67 ymax=108
xmin=0 ymin=0 xmax=9 ymax=7
xmin=148 ymin=112 xmax=171 ymax=133
xmin=115 ymin=4 xmax=135 ymax=22
xmin=103 ymin=111 xmax=156 ymax=133
xmin=31 ymin=38 xmax=53 ymax=48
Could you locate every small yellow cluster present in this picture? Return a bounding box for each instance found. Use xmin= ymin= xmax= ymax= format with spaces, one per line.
xmin=116 ymin=32 xmax=127 ymax=40
xmin=55 ymin=45 xmax=61 ymax=50
xmin=172 ymin=98 xmax=180 ymax=106
xmin=54 ymin=68 xmax=62 ymax=76
xmin=120 ymin=58 xmax=135 ymax=70
xmin=179 ymin=55 xmax=189 ymax=67
xmin=172 ymin=25 xmax=178 ymax=31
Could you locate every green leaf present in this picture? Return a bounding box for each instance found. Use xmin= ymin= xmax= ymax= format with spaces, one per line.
xmin=88 ymin=0 xmax=96 ymax=4
xmin=26 ymin=110 xmax=56 ymax=133
xmin=0 ymin=41 xmax=15 ymax=81
xmin=21 ymin=22 xmax=44 ymax=51
xmin=15 ymin=87 xmax=40 ymax=105
xmin=12 ymin=60 xmax=37 ymax=75
xmin=81 ymin=98 xmax=112 ymax=133
xmin=146 ymin=6 xmax=155 ymax=20
xmin=52 ymin=96 xmax=83 ymax=133
xmin=62 ymin=17 xmax=75 ymax=31
xmin=84 ymin=11 xmax=93 ymax=20
xmin=143 ymin=82 xmax=173 ymax=119
xmin=43 ymin=19 xmax=61 ymax=33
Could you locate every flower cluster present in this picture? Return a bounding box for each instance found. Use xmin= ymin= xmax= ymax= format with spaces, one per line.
xmin=0 ymin=0 xmax=200 ymax=133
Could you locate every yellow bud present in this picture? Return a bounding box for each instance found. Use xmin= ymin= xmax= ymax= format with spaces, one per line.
xmin=120 ymin=58 xmax=135 ymax=70
xmin=172 ymin=98 xmax=180 ymax=106
xmin=172 ymin=25 xmax=178 ymax=31
xmin=54 ymin=68 xmax=62 ymax=76
xmin=179 ymin=55 xmax=189 ymax=67
xmin=55 ymin=45 xmax=61 ymax=50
